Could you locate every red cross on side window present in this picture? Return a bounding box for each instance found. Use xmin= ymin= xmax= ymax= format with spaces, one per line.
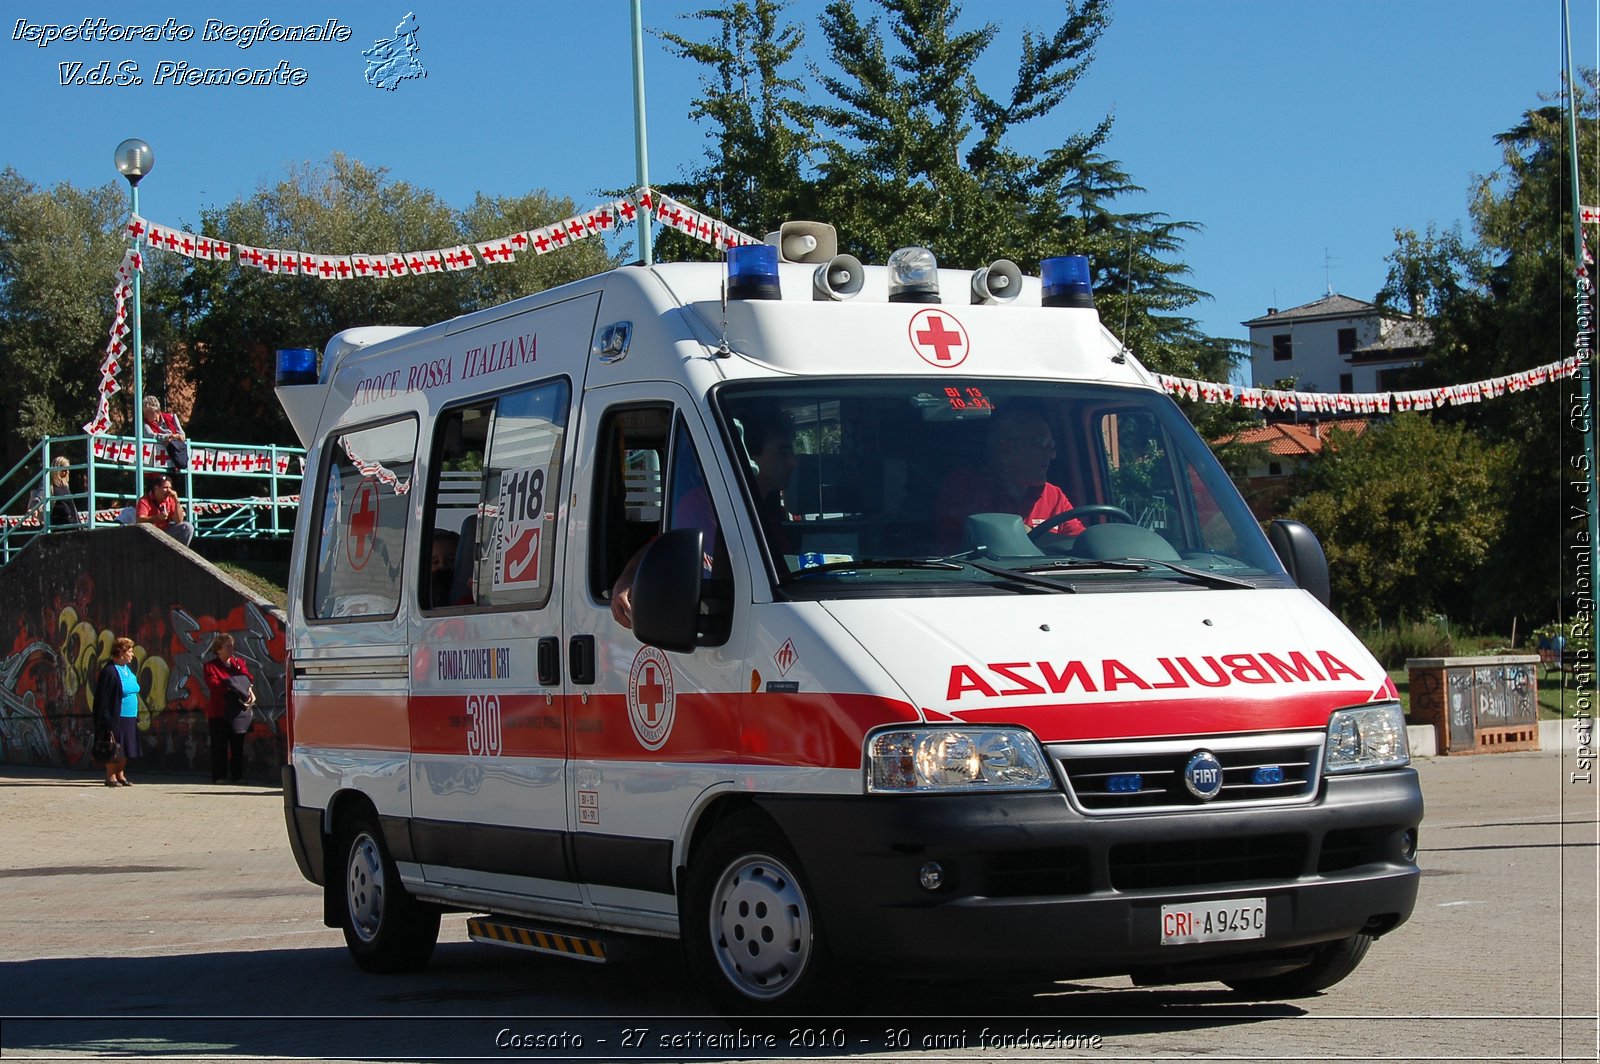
xmin=346 ymin=477 xmax=379 ymax=571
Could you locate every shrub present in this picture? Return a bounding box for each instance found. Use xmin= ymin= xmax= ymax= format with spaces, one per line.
xmin=1358 ymin=618 xmax=1455 ymax=669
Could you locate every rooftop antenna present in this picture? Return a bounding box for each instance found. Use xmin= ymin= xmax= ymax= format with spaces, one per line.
xmin=1323 ymin=247 xmax=1339 ymax=296
xmin=1111 ymin=234 xmax=1132 ymax=363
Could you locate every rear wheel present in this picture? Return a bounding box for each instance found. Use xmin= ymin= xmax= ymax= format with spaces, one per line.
xmin=1224 ymin=933 xmax=1373 ymax=998
xmin=336 ymin=810 xmax=439 ymax=972
xmin=684 ymin=812 xmax=830 ymax=1013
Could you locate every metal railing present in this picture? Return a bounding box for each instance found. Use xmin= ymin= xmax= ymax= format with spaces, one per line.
xmin=0 ymin=433 xmax=306 ymax=565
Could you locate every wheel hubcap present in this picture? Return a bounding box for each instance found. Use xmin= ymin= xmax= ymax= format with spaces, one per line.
xmin=709 ymin=853 xmax=811 ymax=1000
xmin=346 ymin=832 xmax=385 ymax=943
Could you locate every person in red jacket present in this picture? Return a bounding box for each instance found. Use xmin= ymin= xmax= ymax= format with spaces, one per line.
xmin=202 ymin=633 xmax=254 ymax=783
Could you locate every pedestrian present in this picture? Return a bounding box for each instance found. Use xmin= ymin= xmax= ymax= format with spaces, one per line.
xmin=48 ymin=456 xmax=83 ymax=528
xmin=92 ymin=637 xmax=140 ymax=787
xmin=202 ymin=633 xmax=254 ymax=783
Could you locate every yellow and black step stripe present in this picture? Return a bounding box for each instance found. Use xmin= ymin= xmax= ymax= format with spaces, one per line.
xmin=466 ymin=917 xmax=608 ymax=963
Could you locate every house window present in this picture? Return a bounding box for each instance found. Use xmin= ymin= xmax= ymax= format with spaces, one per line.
xmin=1267 ymin=462 xmax=1284 ymax=477
xmin=1339 ymin=373 xmax=1354 ymax=393
xmin=1338 ymin=328 xmax=1358 ymax=356
xmin=1272 ymin=334 xmax=1292 ymax=361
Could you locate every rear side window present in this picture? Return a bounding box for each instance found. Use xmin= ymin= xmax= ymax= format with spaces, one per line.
xmin=422 ymin=378 xmax=572 ymax=611
xmin=309 ymin=418 xmax=418 ymax=620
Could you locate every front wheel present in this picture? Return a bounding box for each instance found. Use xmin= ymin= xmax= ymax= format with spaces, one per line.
xmin=1224 ymin=933 xmax=1373 ymax=998
xmin=336 ymin=810 xmax=440 ymax=973
xmin=684 ymin=812 xmax=831 ymax=1013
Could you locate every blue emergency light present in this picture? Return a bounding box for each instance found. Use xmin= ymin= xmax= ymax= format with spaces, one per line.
xmin=727 ymin=244 xmax=782 ymax=301
xmin=1106 ymin=772 xmax=1143 ymax=794
xmin=1251 ymin=765 xmax=1286 ymax=786
xmin=1041 ymin=255 xmax=1095 ymax=309
xmin=276 ymin=347 xmax=318 ymax=386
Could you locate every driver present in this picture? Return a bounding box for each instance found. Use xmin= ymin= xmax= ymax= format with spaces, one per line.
xmin=935 ymin=406 xmax=1086 ymax=552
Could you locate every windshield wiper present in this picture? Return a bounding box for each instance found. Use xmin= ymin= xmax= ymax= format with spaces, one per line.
xmin=782 ymin=558 xmax=966 ymax=581
xmin=1012 ymin=556 xmax=1256 ymax=590
xmin=960 ymin=558 xmax=1079 ymax=594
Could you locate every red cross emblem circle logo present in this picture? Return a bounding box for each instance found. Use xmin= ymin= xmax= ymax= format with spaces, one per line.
xmin=346 ymin=477 xmax=380 ymax=571
xmin=909 ymin=309 xmax=970 ymax=367
xmin=627 ymin=646 xmax=676 ymax=751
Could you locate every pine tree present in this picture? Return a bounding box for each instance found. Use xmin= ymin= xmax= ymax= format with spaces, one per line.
xmin=661 ymin=0 xmax=1249 ymax=434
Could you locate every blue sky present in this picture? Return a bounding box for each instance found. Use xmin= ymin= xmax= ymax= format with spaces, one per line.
xmin=3 ymin=0 xmax=1594 ymax=361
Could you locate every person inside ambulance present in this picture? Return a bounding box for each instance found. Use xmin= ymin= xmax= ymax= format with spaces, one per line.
xmin=737 ymin=406 xmax=797 ymax=556
xmin=428 ymin=529 xmax=458 ymax=608
xmin=934 ymin=405 xmax=1086 ymax=552
xmin=611 ymin=427 xmax=727 ymax=630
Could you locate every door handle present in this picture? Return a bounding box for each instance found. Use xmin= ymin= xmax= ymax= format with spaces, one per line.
xmin=569 ymin=635 xmax=596 ymax=686
xmin=537 ymin=637 xmax=560 ymax=686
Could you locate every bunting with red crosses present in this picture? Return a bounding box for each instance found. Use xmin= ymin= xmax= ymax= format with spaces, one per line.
xmin=1154 ymin=355 xmax=1582 ymax=415
xmin=124 ymin=188 xmax=759 ymax=280
xmin=81 ymin=248 xmax=142 ymax=437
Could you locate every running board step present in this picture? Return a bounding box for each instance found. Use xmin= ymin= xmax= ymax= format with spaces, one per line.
xmin=466 ymin=917 xmax=611 ymax=963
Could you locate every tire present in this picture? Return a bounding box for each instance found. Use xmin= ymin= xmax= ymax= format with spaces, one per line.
xmin=1225 ymin=933 xmax=1373 ymax=998
xmin=336 ymin=810 xmax=440 ymax=973
xmin=684 ymin=812 xmax=830 ymax=1013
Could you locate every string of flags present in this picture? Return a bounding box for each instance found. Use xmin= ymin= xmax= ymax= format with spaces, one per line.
xmin=90 ymin=435 xmax=302 ymax=476
xmin=1154 ymin=355 xmax=1583 ymax=414
xmin=81 ymin=249 xmax=142 ymax=437
xmin=2 ymin=495 xmax=301 ymax=530
xmin=123 ymin=187 xmax=760 ymax=277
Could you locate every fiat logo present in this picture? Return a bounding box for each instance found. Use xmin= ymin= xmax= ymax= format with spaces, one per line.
xmin=1183 ymin=750 xmax=1225 ymax=801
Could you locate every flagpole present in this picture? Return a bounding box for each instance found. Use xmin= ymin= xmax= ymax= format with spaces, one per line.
xmin=1563 ymin=0 xmax=1599 ymax=676
xmin=113 ymin=139 xmax=154 ymax=497
xmin=630 ymin=0 xmax=652 ymax=266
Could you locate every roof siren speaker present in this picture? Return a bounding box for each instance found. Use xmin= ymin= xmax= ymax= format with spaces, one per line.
xmin=970 ymin=259 xmax=1022 ymax=305
xmin=813 ymin=254 xmax=865 ymax=301
xmin=766 ymin=221 xmax=838 ymax=264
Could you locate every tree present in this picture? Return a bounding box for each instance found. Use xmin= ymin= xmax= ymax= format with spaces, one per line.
xmin=660 ymin=0 xmax=1250 ymax=437
xmin=1376 ymin=76 xmax=1596 ymax=628
xmin=0 ymin=169 xmax=181 ymax=463
xmin=1284 ymin=415 xmax=1513 ymax=628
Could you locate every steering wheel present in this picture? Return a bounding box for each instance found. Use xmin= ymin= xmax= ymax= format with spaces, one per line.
xmin=1028 ymin=504 xmax=1134 ymax=541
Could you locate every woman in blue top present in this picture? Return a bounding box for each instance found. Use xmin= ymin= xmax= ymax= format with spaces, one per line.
xmin=92 ymin=637 xmax=141 ymax=787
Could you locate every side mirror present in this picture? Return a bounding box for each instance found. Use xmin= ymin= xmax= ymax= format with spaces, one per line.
xmin=632 ymin=528 xmax=704 ymax=653
xmin=1268 ymin=520 xmax=1331 ymax=608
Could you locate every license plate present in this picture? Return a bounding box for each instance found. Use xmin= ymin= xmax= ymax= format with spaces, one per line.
xmin=1159 ymin=897 xmax=1267 ymax=945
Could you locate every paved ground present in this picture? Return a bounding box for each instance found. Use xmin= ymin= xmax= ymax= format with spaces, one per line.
xmin=0 ymin=745 xmax=1596 ymax=1063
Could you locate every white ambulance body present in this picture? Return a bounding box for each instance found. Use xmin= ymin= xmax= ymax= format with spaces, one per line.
xmin=276 ymin=237 xmax=1421 ymax=1010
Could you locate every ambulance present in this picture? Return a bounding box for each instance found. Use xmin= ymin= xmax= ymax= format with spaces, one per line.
xmin=275 ymin=225 xmax=1421 ymax=1011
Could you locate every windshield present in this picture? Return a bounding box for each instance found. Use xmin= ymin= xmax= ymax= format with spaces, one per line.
xmin=715 ymin=379 xmax=1289 ymax=595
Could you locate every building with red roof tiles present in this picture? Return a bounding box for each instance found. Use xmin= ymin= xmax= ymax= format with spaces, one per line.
xmin=1217 ymin=418 xmax=1370 ymax=519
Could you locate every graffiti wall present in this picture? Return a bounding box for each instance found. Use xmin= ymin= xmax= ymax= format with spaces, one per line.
xmin=0 ymin=525 xmax=287 ymax=779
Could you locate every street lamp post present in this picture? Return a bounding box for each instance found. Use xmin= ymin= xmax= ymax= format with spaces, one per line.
xmin=114 ymin=138 xmax=153 ymax=497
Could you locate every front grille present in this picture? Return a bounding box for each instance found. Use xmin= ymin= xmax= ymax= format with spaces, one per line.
xmin=1110 ymin=833 xmax=1307 ymax=891
xmin=1058 ymin=737 xmax=1322 ymax=812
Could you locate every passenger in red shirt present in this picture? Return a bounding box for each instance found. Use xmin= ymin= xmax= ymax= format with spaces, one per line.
xmin=936 ymin=407 xmax=1086 ymax=553
xmin=135 ymin=473 xmax=194 ymax=546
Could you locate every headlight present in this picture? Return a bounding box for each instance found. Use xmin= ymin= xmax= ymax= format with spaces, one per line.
xmin=867 ymin=728 xmax=1055 ymax=793
xmin=1324 ymin=702 xmax=1410 ymax=774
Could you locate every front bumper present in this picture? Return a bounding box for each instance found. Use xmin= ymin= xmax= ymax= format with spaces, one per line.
xmin=757 ymin=768 xmax=1421 ymax=980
